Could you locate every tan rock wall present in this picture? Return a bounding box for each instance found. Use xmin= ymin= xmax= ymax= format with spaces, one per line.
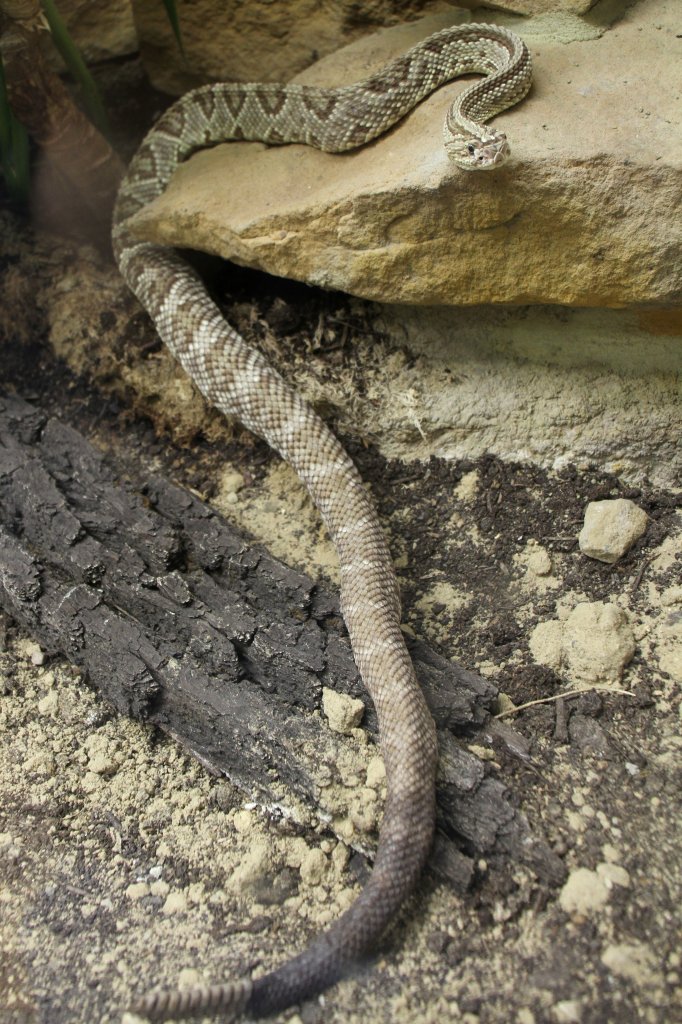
xmin=456 ymin=0 xmax=600 ymax=13
xmin=131 ymin=0 xmax=442 ymax=94
xmin=56 ymin=0 xmax=137 ymax=61
xmin=376 ymin=304 xmax=681 ymax=488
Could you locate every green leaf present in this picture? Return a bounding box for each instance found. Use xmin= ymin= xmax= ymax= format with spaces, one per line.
xmin=161 ymin=0 xmax=185 ymax=56
xmin=41 ymin=0 xmax=110 ymax=136
xmin=0 ymin=54 xmax=30 ymax=204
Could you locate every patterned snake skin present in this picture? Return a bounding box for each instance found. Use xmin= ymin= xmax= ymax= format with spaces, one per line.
xmin=113 ymin=22 xmax=531 ymax=1021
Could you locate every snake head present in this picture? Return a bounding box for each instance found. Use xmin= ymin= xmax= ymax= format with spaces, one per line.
xmin=445 ymin=129 xmax=510 ymax=171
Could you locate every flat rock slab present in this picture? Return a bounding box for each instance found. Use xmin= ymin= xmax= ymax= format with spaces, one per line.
xmin=128 ymin=1 xmax=681 ymax=307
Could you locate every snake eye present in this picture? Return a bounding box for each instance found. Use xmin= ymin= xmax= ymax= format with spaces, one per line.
xmin=467 ymin=143 xmax=475 ymax=155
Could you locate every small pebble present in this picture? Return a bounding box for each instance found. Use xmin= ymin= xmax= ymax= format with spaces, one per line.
xmin=596 ymin=862 xmax=631 ymax=888
xmin=559 ymin=867 xmax=610 ymax=914
xmin=553 ymin=1000 xmax=583 ymax=1023
xmin=162 ymin=891 xmax=188 ymax=915
xmin=299 ymin=848 xmax=328 ymax=886
xmin=126 ymin=882 xmax=150 ymax=901
xmin=28 ymin=643 xmax=45 ymax=666
xmin=322 ymin=688 xmax=364 ymax=734
xmin=578 ymin=498 xmax=647 ymax=563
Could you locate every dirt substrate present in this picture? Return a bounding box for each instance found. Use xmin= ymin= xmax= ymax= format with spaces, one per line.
xmin=1 ymin=60 xmax=681 ymax=1014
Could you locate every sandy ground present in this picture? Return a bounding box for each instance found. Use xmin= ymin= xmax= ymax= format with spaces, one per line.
xmin=1 ymin=245 xmax=681 ymax=1023
xmin=1 ymin=36 xmax=681 ymax=1023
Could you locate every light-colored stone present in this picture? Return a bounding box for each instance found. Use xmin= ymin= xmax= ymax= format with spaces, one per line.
xmin=128 ymin=1 xmax=682 ymax=308
xmin=232 ymin=808 xmax=255 ymax=834
xmin=322 ymin=687 xmax=365 ymax=734
xmin=559 ymin=866 xmax=610 ymax=915
xmin=455 ymin=469 xmax=479 ymax=502
xmin=299 ymin=848 xmax=329 ymax=886
xmin=87 ymin=751 xmax=117 ymax=775
xmin=478 ymin=1 xmax=597 ymax=12
xmin=579 ymin=499 xmax=648 ymax=563
xmin=365 ymin=755 xmax=386 ymax=787
xmin=37 ymin=690 xmax=59 ymax=716
xmin=530 ymin=601 xmax=636 ymax=686
xmin=125 ymin=881 xmax=150 ymax=900
xmin=226 ymin=837 xmax=274 ymax=894
xmin=561 ymin=602 xmax=635 ymax=685
xmin=23 ymin=641 xmax=45 ymax=666
xmin=601 ymin=942 xmax=663 ymax=988
xmin=553 ymin=1000 xmax=583 ymax=1024
xmin=526 ymin=545 xmax=552 ymax=576
xmin=213 ymin=467 xmax=245 ymax=508
xmin=494 ymin=692 xmax=517 ymax=716
xmin=176 ymin=968 xmax=203 ymax=990
xmin=84 ymin=734 xmax=120 ymax=775
xmin=514 ymin=540 xmax=554 ymax=582
xmin=529 ymin=618 xmax=564 ymax=673
xmin=596 ymin=862 xmax=631 ymax=889
xmin=133 ymin=1 xmax=605 ymax=92
xmin=132 ymin=0 xmax=446 ymax=94
xmin=378 ymin=304 xmax=681 ymax=489
xmin=162 ymin=890 xmax=188 ymax=914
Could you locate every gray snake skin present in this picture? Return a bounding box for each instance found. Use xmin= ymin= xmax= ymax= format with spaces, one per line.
xmin=113 ymin=22 xmax=531 ymax=1021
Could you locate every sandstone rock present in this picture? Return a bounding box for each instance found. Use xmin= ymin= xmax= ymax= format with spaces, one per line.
xmin=57 ymin=0 xmax=137 ymax=62
xmin=530 ymin=601 xmax=635 ymax=686
xmin=579 ymin=498 xmax=648 ymax=563
xmin=128 ymin=2 xmax=682 ymax=308
xmin=132 ymin=0 xmax=443 ymax=95
xmin=474 ymin=1 xmax=598 ymax=14
xmin=132 ymin=1 xmax=606 ymax=92
xmin=226 ymin=837 xmax=276 ymax=895
xmin=427 ymin=2 xmax=601 ymax=17
xmin=377 ymin=303 xmax=681 ymax=488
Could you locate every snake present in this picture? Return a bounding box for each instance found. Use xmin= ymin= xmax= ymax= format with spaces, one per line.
xmin=112 ymin=21 xmax=531 ymax=1022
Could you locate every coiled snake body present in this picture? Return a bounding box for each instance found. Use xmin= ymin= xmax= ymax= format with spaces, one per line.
xmin=113 ymin=22 xmax=531 ymax=1021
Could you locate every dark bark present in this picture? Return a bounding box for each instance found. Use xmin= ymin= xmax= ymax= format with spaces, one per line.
xmin=0 ymin=391 xmax=565 ymax=890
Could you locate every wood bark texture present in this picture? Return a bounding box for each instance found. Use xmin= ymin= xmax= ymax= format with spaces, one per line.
xmin=0 ymin=391 xmax=565 ymax=891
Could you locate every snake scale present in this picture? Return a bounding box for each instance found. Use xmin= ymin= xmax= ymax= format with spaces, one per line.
xmin=113 ymin=22 xmax=531 ymax=1021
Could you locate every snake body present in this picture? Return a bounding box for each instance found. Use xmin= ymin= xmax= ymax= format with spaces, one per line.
xmin=113 ymin=22 xmax=531 ymax=1021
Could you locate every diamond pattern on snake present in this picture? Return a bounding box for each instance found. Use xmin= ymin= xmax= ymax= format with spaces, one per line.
xmin=113 ymin=22 xmax=532 ymax=1021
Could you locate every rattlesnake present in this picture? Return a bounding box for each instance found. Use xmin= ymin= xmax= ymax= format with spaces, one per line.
xmin=113 ymin=21 xmax=531 ymax=1022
